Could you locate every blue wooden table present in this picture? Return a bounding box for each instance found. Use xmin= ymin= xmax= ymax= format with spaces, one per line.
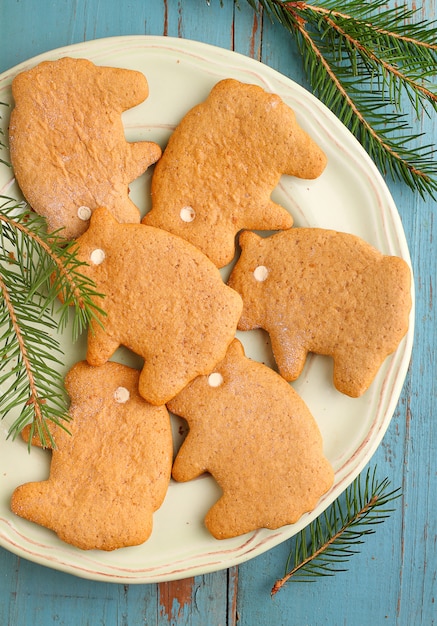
xmin=0 ymin=1 xmax=436 ymax=624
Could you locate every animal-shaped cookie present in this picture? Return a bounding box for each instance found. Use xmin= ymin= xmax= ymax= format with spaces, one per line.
xmin=11 ymin=361 xmax=173 ymax=550
xmin=228 ymin=229 xmax=412 ymax=397
xmin=9 ymin=57 xmax=162 ymax=238
xmin=70 ymin=206 xmax=243 ymax=405
xmin=169 ymin=339 xmax=334 ymax=539
xmin=143 ymin=78 xmax=327 ymax=267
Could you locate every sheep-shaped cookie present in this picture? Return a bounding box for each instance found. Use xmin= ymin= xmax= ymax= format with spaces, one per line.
xmin=143 ymin=78 xmax=327 ymax=267
xmin=227 ymin=229 xmax=412 ymax=397
xmin=11 ymin=361 xmax=173 ymax=551
xmin=9 ymin=57 xmax=161 ymax=238
xmin=168 ymin=339 xmax=334 ymax=539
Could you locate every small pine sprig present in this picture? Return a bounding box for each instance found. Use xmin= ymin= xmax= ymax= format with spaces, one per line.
xmin=271 ymin=467 xmax=401 ymax=595
xmin=231 ymin=0 xmax=437 ymax=198
xmin=0 ymin=196 xmax=105 ymax=447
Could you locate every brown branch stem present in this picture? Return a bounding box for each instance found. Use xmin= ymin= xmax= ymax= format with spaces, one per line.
xmin=271 ymin=495 xmax=378 ymax=596
xmin=0 ymin=271 xmax=44 ymax=426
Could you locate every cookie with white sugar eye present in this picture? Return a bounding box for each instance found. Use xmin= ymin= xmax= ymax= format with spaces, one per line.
xmin=11 ymin=361 xmax=173 ymax=551
xmin=9 ymin=57 xmax=162 ymax=239
xmin=69 ymin=206 xmax=243 ymax=406
xmin=143 ymin=78 xmax=327 ymax=268
xmin=227 ymin=228 xmax=412 ymax=397
xmin=168 ymin=339 xmax=334 ymax=539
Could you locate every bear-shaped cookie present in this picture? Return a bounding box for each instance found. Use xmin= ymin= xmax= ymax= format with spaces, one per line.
xmin=70 ymin=206 xmax=243 ymax=405
xmin=168 ymin=339 xmax=334 ymax=539
xmin=228 ymin=229 xmax=412 ymax=397
xmin=9 ymin=57 xmax=162 ymax=239
xmin=143 ymin=78 xmax=327 ymax=268
xmin=11 ymin=361 xmax=173 ymax=551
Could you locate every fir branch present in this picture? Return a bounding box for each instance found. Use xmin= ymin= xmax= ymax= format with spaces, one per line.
xmin=232 ymin=0 xmax=437 ymax=197
xmin=0 ymin=269 xmax=67 ymax=448
xmin=0 ymin=197 xmax=105 ymax=445
xmin=271 ymin=467 xmax=401 ymax=595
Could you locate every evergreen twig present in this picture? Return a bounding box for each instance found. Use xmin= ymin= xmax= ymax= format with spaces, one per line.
xmin=231 ymin=0 xmax=437 ymax=197
xmin=271 ymin=467 xmax=401 ymax=594
xmin=0 ymin=196 xmax=105 ymax=447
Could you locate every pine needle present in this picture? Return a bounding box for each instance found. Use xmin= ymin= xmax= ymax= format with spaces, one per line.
xmin=271 ymin=467 xmax=401 ymax=595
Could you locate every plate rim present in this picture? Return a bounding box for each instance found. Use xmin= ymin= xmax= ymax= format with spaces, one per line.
xmin=0 ymin=34 xmax=415 ymax=583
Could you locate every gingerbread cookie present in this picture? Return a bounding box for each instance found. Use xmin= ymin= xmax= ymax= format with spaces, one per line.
xmin=9 ymin=57 xmax=162 ymax=238
xmin=228 ymin=229 xmax=412 ymax=397
xmin=11 ymin=361 xmax=172 ymax=551
xmin=143 ymin=78 xmax=327 ymax=267
xmin=169 ymin=339 xmax=334 ymax=539
xmin=70 ymin=206 xmax=243 ymax=405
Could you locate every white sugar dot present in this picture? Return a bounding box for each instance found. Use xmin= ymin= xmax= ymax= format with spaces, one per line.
xmin=180 ymin=206 xmax=196 ymax=222
xmin=208 ymin=372 xmax=223 ymax=388
xmin=77 ymin=205 xmax=92 ymax=221
xmin=253 ymin=265 xmax=269 ymax=282
xmin=114 ymin=386 xmax=130 ymax=403
xmin=90 ymin=248 xmax=105 ymax=265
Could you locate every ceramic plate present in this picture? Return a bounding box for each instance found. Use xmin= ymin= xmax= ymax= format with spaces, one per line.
xmin=0 ymin=36 xmax=414 ymax=583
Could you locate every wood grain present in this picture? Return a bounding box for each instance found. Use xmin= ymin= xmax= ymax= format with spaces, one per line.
xmin=158 ymin=578 xmax=196 ymax=622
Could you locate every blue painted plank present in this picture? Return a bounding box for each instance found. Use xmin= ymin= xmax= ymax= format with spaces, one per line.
xmin=166 ymin=0 xmax=234 ymax=46
xmin=232 ymin=0 xmax=262 ymax=59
